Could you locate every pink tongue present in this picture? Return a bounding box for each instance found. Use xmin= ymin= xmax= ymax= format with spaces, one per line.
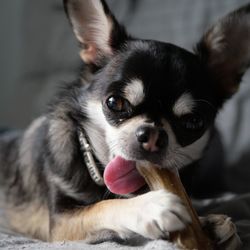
xmin=104 ymin=156 xmax=146 ymax=195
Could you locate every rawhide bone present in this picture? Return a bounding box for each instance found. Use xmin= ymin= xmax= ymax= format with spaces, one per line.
xmin=136 ymin=163 xmax=213 ymax=250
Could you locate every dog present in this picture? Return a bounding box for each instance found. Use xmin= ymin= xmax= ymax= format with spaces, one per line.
xmin=0 ymin=0 xmax=248 ymax=248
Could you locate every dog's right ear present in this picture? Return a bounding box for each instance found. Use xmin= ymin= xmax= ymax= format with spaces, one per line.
xmin=64 ymin=0 xmax=128 ymax=66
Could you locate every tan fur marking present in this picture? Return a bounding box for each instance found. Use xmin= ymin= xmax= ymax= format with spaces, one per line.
xmin=7 ymin=202 xmax=49 ymax=241
xmin=51 ymin=199 xmax=128 ymax=242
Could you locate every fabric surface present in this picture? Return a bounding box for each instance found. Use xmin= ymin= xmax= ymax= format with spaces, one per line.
xmin=0 ymin=236 xmax=178 ymax=250
xmin=1 ymin=0 xmax=250 ymax=249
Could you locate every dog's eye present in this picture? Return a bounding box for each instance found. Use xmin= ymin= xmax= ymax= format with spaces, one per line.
xmin=106 ymin=96 xmax=130 ymax=112
xmin=181 ymin=114 xmax=204 ymax=131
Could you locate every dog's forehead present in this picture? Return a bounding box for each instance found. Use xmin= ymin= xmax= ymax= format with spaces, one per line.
xmin=118 ymin=42 xmax=201 ymax=104
xmin=101 ymin=40 xmax=213 ymax=115
xmin=121 ymin=41 xmax=201 ymax=92
xmin=124 ymin=78 xmax=195 ymax=116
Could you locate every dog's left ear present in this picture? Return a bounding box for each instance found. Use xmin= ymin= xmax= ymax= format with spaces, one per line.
xmin=64 ymin=0 xmax=128 ymax=66
xmin=196 ymin=4 xmax=250 ymax=99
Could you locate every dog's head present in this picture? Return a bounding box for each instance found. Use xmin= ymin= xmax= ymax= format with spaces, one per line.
xmin=64 ymin=0 xmax=250 ymax=194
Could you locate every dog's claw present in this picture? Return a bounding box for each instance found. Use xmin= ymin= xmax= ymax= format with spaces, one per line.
xmin=200 ymin=214 xmax=242 ymax=250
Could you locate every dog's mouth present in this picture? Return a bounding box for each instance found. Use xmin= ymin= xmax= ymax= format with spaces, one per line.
xmin=103 ymin=156 xmax=146 ymax=195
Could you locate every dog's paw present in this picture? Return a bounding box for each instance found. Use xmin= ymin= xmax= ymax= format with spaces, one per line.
xmin=125 ymin=190 xmax=191 ymax=239
xmin=200 ymin=214 xmax=242 ymax=250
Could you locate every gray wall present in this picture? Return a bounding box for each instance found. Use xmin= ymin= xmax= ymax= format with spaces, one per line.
xmin=0 ymin=0 xmax=79 ymax=128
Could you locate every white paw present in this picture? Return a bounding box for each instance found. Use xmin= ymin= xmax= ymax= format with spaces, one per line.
xmin=125 ymin=190 xmax=191 ymax=239
xmin=200 ymin=214 xmax=242 ymax=250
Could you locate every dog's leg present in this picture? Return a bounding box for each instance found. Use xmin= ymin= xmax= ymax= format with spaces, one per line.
xmin=200 ymin=214 xmax=242 ymax=250
xmin=6 ymin=201 xmax=49 ymax=241
xmin=51 ymin=190 xmax=191 ymax=242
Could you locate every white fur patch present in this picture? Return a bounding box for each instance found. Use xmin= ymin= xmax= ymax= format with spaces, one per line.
xmin=124 ymin=79 xmax=145 ymax=106
xmin=172 ymin=93 xmax=195 ymax=117
xmin=176 ymin=130 xmax=210 ymax=163
xmin=163 ymin=120 xmax=210 ymax=169
xmin=82 ymin=100 xmax=112 ymax=165
xmin=118 ymin=190 xmax=191 ymax=239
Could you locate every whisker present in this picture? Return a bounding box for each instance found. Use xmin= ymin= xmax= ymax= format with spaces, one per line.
xmin=167 ymin=147 xmax=194 ymax=168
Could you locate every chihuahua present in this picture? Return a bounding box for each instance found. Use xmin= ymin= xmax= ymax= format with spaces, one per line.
xmin=0 ymin=0 xmax=248 ymax=248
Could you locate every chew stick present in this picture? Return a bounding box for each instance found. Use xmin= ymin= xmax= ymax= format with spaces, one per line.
xmin=137 ymin=163 xmax=213 ymax=250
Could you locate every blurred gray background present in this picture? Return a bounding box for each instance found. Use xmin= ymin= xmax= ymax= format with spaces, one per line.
xmin=1 ymin=0 xmax=250 ymax=192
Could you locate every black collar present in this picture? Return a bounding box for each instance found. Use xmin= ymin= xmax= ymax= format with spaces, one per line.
xmin=77 ymin=128 xmax=105 ymax=186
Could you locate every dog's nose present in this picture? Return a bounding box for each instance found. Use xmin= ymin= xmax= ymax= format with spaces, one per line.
xmin=136 ymin=126 xmax=168 ymax=152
